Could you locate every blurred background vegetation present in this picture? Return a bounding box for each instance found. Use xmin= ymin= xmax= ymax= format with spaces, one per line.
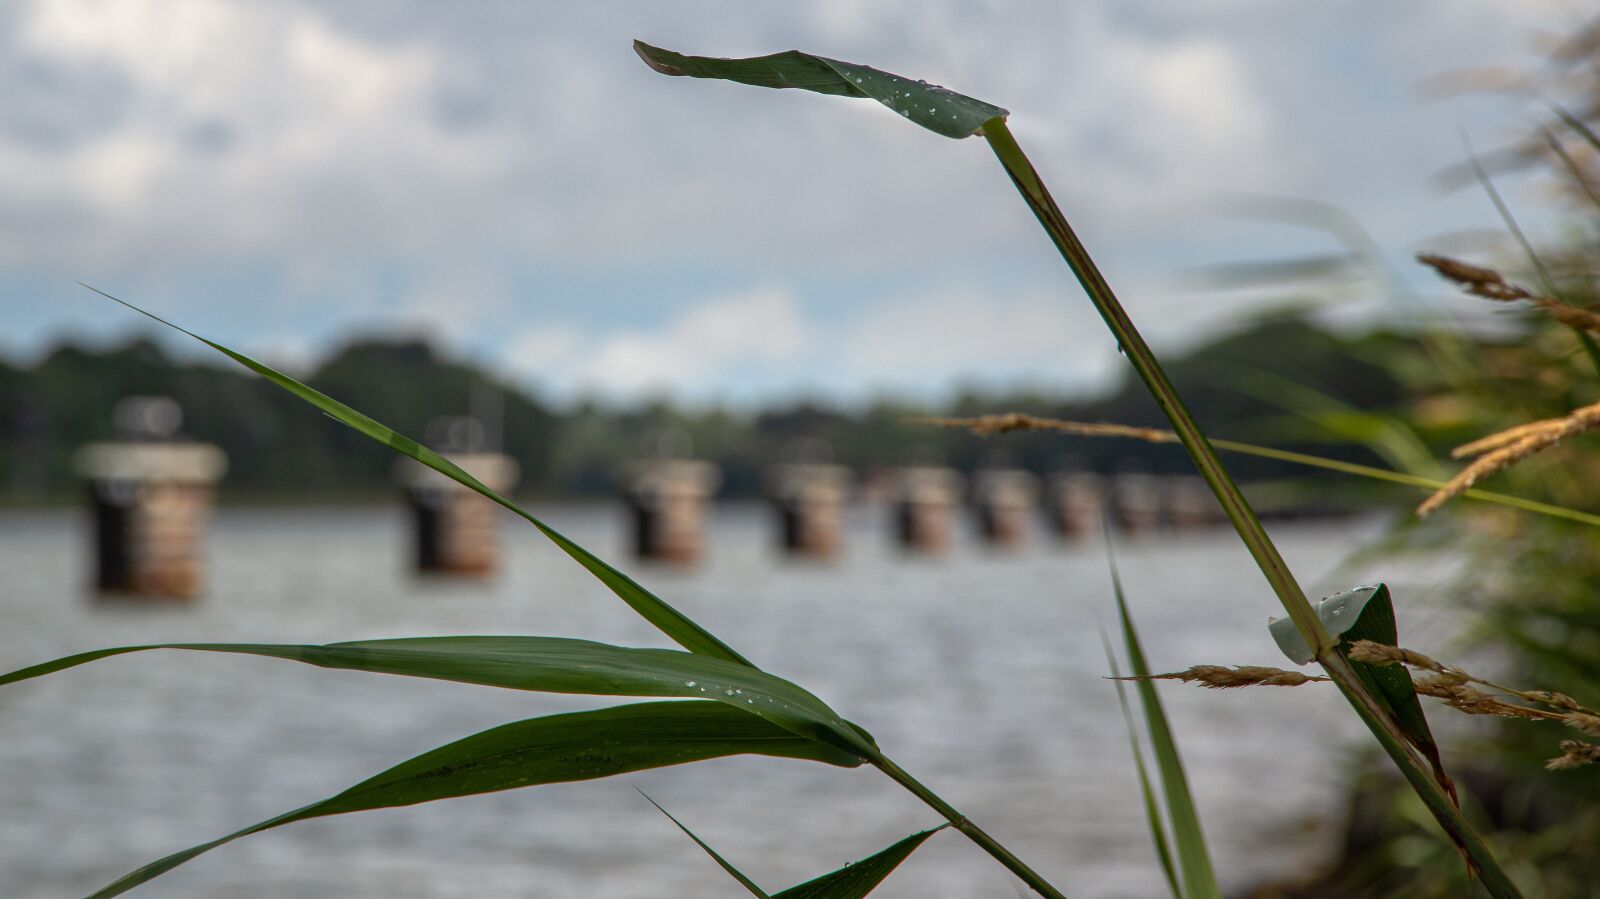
xmin=0 ymin=312 xmax=1415 ymax=505
xmin=1247 ymin=20 xmax=1600 ymax=899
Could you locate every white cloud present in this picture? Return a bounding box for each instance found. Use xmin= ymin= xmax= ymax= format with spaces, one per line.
xmin=839 ymin=286 xmax=1118 ymax=396
xmin=507 ymin=286 xmax=812 ymax=398
xmin=5 ymin=0 xmax=501 ymax=265
xmin=0 ymin=0 xmax=1583 ymax=402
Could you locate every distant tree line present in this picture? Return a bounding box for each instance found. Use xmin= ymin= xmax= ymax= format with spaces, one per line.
xmin=0 ymin=312 xmax=1425 ymax=504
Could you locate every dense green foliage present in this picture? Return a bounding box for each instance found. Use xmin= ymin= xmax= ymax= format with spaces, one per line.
xmin=0 ymin=314 xmax=1415 ymax=503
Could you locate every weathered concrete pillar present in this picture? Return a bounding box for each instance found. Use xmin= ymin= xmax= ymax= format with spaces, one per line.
xmin=1163 ymin=475 xmax=1223 ymax=530
xmin=890 ymin=466 xmax=964 ymax=555
xmin=1110 ymin=472 xmax=1163 ymax=534
xmin=971 ymin=468 xmax=1040 ymax=548
xmin=74 ymin=397 xmax=226 ymax=600
xmin=1046 ymin=470 xmax=1106 ymax=540
xmin=766 ymin=464 xmax=851 ymax=559
xmin=399 ymin=453 xmax=519 ymax=578
xmin=620 ymin=460 xmax=721 ymax=566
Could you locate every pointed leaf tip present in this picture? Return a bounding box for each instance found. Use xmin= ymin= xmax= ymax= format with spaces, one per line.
xmin=632 ymin=40 xmax=1008 ymax=139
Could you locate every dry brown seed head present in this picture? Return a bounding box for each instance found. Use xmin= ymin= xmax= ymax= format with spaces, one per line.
xmin=1347 ymin=640 xmax=1446 ymax=672
xmin=1417 ymin=253 xmax=1532 ymax=301
xmin=1122 ymin=665 xmax=1328 ymax=689
xmin=1547 ymin=740 xmax=1600 ymax=771
xmin=1566 ymin=712 xmax=1600 ymax=737
xmin=1418 ymin=398 xmax=1600 ymax=518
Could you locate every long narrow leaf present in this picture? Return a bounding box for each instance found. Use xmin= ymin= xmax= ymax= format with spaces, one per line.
xmin=1110 ymin=559 xmax=1220 ymax=899
xmin=634 ymin=41 xmax=1007 ymax=140
xmin=640 ymin=791 xmax=772 ymax=897
xmin=982 ymin=117 xmax=1516 ymax=892
xmin=642 ymin=792 xmax=944 ymax=899
xmin=773 ymin=827 xmax=945 ymax=899
xmin=79 ymin=284 xmax=750 ymax=668
xmin=1101 ymin=631 xmax=1180 ymax=899
xmin=92 ymin=701 xmax=842 ymax=898
xmin=0 ymin=636 xmax=874 ymax=759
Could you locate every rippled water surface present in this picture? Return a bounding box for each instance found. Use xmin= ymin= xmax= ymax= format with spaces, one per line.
xmin=0 ymin=504 xmax=1467 ymax=898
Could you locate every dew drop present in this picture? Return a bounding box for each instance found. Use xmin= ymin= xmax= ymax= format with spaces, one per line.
xmin=684 ymin=681 xmax=697 ymax=688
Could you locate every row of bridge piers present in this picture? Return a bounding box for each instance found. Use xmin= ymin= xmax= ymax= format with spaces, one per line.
xmin=74 ymin=402 xmax=1233 ymax=600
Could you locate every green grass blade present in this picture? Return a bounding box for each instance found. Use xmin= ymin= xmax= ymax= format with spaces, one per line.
xmin=92 ymin=701 xmax=835 ymax=898
xmin=773 ymin=827 xmax=946 ymax=898
xmin=1229 ymin=369 xmax=1445 ymax=479
xmin=979 ymin=121 xmax=1520 ymax=894
xmin=633 ymin=41 xmax=1007 ymax=140
xmin=639 ymin=791 xmax=773 ymax=897
xmin=641 ymin=791 xmax=944 ymax=899
xmin=1551 ymin=103 xmax=1600 ymax=156
xmin=929 ymin=413 xmax=1600 ymax=528
xmin=1109 ymin=561 xmax=1219 ymax=899
xmin=78 ymin=284 xmax=751 ymax=668
xmin=0 ymin=636 xmax=875 ymax=760
xmin=1101 ymin=631 xmax=1181 ymax=899
xmin=1202 ymin=437 xmax=1600 ymax=528
xmin=979 ymin=121 xmax=1330 ymax=654
xmin=1460 ymin=144 xmax=1600 ymax=377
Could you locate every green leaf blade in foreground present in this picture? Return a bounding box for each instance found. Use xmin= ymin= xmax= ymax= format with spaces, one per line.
xmin=644 ymin=790 xmax=944 ymax=899
xmin=1269 ymin=585 xmax=1449 ymax=786
xmin=1112 ymin=564 xmax=1221 ymax=899
xmin=773 ymin=827 xmax=945 ymax=899
xmin=79 ymin=284 xmax=749 ymax=668
xmin=633 ymin=40 xmax=1007 ymax=139
xmin=1101 ymin=632 xmax=1181 ymax=899
xmin=92 ymin=701 xmax=847 ymax=898
xmin=0 ymin=636 xmax=874 ymax=760
xmin=640 ymin=791 xmax=772 ymax=898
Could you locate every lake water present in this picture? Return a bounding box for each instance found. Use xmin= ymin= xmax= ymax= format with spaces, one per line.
xmin=0 ymin=504 xmax=1471 ymax=898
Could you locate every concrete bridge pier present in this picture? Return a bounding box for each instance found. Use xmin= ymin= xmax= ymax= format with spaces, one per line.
xmin=620 ymin=459 xmax=721 ymax=566
xmin=890 ymin=466 xmax=964 ymax=555
xmin=74 ymin=397 xmax=226 ymax=600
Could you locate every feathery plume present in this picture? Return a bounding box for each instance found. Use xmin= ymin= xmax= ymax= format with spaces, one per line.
xmin=918 ymin=413 xmax=1178 ymax=443
xmin=1547 ymin=740 xmax=1600 ymax=770
xmin=1418 ymin=252 xmax=1600 ymax=332
xmin=1118 ymin=665 xmax=1329 ymax=689
xmin=1417 ymin=399 xmax=1600 ymax=517
xmin=1347 ymin=640 xmax=1446 ymax=672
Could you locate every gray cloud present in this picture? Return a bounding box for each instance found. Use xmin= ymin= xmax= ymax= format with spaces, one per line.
xmin=0 ymin=0 xmax=1577 ymax=398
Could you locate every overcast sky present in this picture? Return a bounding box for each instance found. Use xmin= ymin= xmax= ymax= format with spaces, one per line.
xmin=0 ymin=1 xmax=1587 ymax=405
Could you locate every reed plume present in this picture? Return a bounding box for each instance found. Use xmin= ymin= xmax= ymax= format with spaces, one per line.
xmin=1417 ymin=253 xmax=1600 ymax=333
xmin=1117 ymin=665 xmax=1329 ymax=689
xmin=1349 ymin=639 xmax=1600 ymax=768
xmin=1415 ymin=399 xmax=1600 ymax=517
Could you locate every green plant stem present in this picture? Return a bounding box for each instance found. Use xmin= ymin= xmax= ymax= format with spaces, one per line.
xmin=1198 ymin=437 xmax=1600 ymax=529
xmin=869 ymin=754 xmax=1067 ymax=899
xmin=982 ymin=119 xmax=1523 ymax=898
xmin=982 ymin=121 xmax=1329 ymax=650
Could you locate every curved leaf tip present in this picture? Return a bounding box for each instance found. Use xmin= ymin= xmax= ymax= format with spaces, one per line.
xmin=633 ymin=40 xmax=1008 ymax=139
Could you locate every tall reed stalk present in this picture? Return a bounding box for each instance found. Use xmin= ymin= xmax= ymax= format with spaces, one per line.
xmin=630 ymin=39 xmax=1521 ymax=896
xmin=979 ymin=119 xmax=1521 ymax=898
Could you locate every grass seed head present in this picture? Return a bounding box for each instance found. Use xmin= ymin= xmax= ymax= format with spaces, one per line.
xmin=1547 ymin=740 xmax=1600 ymax=771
